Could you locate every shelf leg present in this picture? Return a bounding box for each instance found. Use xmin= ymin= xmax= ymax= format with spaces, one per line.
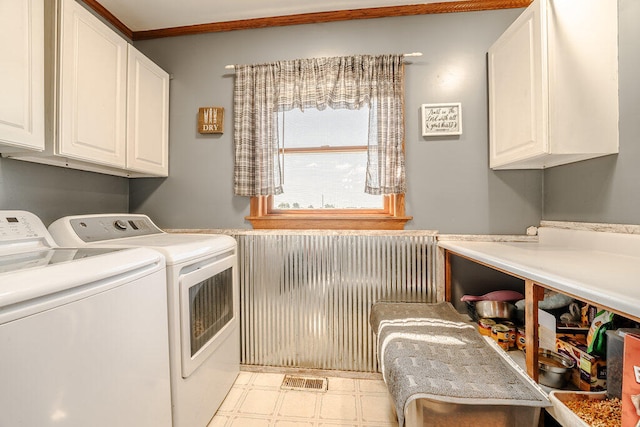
xmin=525 ymin=280 xmax=544 ymax=381
xmin=444 ymin=250 xmax=452 ymax=302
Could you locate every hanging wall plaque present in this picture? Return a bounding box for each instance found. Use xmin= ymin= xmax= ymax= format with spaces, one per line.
xmin=421 ymin=103 xmax=462 ymax=136
xmin=198 ymin=107 xmax=224 ymax=134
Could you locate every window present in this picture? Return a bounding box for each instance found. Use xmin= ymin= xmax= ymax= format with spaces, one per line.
xmin=247 ymin=107 xmax=409 ymax=230
xmin=234 ymin=55 xmax=411 ymax=229
xmin=273 ymin=107 xmax=382 ymax=210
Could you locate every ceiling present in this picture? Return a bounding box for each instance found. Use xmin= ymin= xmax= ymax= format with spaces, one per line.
xmin=84 ymin=0 xmax=530 ymax=40
xmin=95 ymin=0 xmax=461 ymax=32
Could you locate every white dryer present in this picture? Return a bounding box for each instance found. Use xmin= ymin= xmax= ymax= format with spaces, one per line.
xmin=0 ymin=211 xmax=172 ymax=427
xmin=49 ymin=214 xmax=239 ymax=427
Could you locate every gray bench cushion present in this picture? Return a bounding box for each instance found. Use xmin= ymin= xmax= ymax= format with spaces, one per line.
xmin=370 ymin=302 xmax=549 ymax=427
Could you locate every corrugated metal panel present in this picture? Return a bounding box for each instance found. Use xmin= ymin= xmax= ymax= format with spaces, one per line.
xmin=236 ymin=233 xmax=437 ymax=372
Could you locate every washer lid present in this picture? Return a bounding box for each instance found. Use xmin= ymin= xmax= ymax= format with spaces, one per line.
xmin=0 ymin=247 xmax=164 ymax=311
xmin=0 ymin=247 xmax=124 ymax=275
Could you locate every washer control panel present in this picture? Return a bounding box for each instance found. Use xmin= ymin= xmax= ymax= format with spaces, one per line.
xmin=0 ymin=210 xmax=53 ymax=243
xmin=0 ymin=210 xmax=57 ymax=255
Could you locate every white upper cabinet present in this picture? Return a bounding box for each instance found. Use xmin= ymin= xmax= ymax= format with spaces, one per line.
xmin=488 ymin=0 xmax=618 ymax=170
xmin=58 ymin=0 xmax=128 ymax=168
xmin=0 ymin=0 xmax=45 ymax=152
xmin=5 ymin=0 xmax=169 ymax=178
xmin=126 ymin=45 xmax=169 ymax=176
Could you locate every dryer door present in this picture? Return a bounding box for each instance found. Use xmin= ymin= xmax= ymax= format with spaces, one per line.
xmin=178 ymin=251 xmax=237 ymax=378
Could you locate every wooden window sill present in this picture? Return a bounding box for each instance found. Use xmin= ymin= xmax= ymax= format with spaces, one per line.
xmin=248 ymin=194 xmax=410 ymax=230
xmin=245 ymin=214 xmax=413 ymax=230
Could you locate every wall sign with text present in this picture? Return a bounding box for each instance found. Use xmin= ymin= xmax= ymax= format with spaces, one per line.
xmin=421 ymin=103 xmax=462 ymax=136
xmin=198 ymin=107 xmax=224 ymax=134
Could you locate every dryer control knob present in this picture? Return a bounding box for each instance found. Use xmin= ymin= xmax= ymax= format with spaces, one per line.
xmin=114 ymin=219 xmax=128 ymax=231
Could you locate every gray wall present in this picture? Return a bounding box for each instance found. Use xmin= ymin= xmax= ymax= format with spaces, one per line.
xmin=0 ymin=157 xmax=128 ymax=226
xmin=543 ymin=0 xmax=640 ymax=225
xmin=3 ymin=2 xmax=635 ymax=232
xmin=130 ymin=8 xmax=543 ymax=234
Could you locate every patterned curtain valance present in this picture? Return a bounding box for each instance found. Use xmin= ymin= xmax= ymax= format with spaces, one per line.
xmin=233 ymin=54 xmax=405 ymax=197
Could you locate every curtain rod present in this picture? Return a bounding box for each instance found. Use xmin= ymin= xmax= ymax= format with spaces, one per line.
xmin=224 ymin=52 xmax=422 ymax=70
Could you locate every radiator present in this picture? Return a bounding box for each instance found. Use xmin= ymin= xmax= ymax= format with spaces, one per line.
xmin=235 ymin=232 xmax=438 ymax=372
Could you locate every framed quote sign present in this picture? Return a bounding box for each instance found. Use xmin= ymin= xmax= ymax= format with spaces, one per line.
xmin=421 ymin=103 xmax=462 ymax=136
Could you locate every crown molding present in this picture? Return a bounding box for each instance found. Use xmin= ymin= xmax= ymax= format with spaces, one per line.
xmin=80 ymin=0 xmax=531 ymax=41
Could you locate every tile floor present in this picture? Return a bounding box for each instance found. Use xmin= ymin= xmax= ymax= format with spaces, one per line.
xmin=207 ymin=370 xmax=399 ymax=427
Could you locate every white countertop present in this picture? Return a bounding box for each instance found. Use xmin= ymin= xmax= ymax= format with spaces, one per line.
xmin=438 ymin=226 xmax=640 ymax=321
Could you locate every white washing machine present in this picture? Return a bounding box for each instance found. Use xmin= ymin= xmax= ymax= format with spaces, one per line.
xmin=0 ymin=211 xmax=172 ymax=427
xmin=49 ymin=214 xmax=240 ymax=427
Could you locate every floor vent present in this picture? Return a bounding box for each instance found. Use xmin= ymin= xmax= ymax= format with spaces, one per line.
xmin=281 ymin=375 xmax=328 ymax=392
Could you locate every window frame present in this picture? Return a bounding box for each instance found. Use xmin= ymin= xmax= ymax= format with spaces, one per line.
xmin=246 ymin=193 xmax=410 ymax=230
xmin=246 ymin=144 xmax=411 ymax=230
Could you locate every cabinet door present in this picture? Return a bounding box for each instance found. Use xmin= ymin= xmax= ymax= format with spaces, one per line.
xmin=546 ymin=0 xmax=618 ymax=159
xmin=0 ymin=0 xmax=45 ymax=151
xmin=488 ymin=0 xmax=547 ymax=169
xmin=58 ymin=0 xmax=127 ymax=168
xmin=126 ymin=46 xmax=169 ymax=176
